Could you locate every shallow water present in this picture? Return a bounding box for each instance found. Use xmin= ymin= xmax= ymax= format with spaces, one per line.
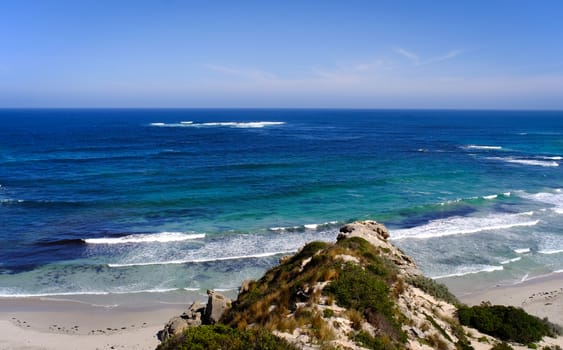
xmin=1 ymin=109 xmax=562 ymax=299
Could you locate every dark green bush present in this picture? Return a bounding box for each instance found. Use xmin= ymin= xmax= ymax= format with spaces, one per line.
xmin=457 ymin=304 xmax=557 ymax=344
xmin=353 ymin=331 xmax=399 ymax=350
xmin=490 ymin=342 xmax=514 ymax=350
xmin=406 ymin=275 xmax=460 ymax=305
xmin=324 ymin=263 xmax=405 ymax=342
xmin=156 ymin=324 xmax=299 ymax=350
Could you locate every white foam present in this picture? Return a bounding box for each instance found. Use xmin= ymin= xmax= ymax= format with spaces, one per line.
xmin=270 ymin=221 xmax=338 ymax=232
xmin=391 ymin=212 xmax=539 ymax=240
xmin=269 ymin=226 xmax=300 ymax=232
xmin=540 ymin=156 xmax=562 ymax=160
xmin=538 ymin=249 xmax=563 ymax=255
xmin=84 ymin=232 xmax=205 ymax=244
xmin=433 ymin=265 xmax=504 ymax=279
xmin=0 ymin=199 xmax=24 ymax=203
xmin=0 ymin=288 xmax=187 ymax=298
xmin=514 ymin=248 xmax=530 ymax=254
xmin=466 ymin=145 xmax=503 ymax=150
xmin=554 ymin=269 xmax=563 ymax=274
xmin=483 ymin=194 xmax=498 ymax=200
xmin=108 ymin=250 xmax=296 ymax=268
xmin=150 ymin=121 xmax=285 ymax=128
xmin=519 ymin=190 xmax=563 ymax=214
xmin=520 ymin=273 xmax=529 ymax=282
xmin=487 ymin=157 xmax=559 ymax=167
xmin=500 ymin=257 xmax=521 ymax=265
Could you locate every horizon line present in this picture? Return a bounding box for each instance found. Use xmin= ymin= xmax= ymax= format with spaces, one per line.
xmin=1 ymin=106 xmax=563 ymax=112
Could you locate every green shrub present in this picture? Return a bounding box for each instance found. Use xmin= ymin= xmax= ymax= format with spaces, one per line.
xmin=324 ymin=263 xmax=405 ymax=343
xmin=457 ymin=304 xmax=556 ymax=344
xmin=406 ymin=275 xmax=460 ymax=305
xmin=323 ymin=308 xmax=334 ymax=318
xmin=353 ymin=331 xmax=399 ymax=350
xmin=490 ymin=342 xmax=514 ymax=350
xmin=156 ymin=324 xmax=299 ymax=350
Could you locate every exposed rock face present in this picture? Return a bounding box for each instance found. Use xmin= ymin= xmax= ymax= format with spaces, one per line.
xmin=338 ymin=220 xmax=420 ymax=276
xmin=159 ymin=316 xmax=189 ymax=341
xmin=159 ymin=291 xmax=230 ymax=341
xmin=203 ymin=289 xmax=230 ymax=325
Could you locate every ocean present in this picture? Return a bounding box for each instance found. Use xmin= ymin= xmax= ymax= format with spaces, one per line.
xmin=1 ymin=109 xmax=562 ymax=301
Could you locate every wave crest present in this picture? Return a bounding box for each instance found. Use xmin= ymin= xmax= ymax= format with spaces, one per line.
xmin=391 ymin=212 xmax=539 ymax=240
xmin=84 ymin=232 xmax=205 ymax=244
xmin=150 ymin=121 xmax=285 ymax=128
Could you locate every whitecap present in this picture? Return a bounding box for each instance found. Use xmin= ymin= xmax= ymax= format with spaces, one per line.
xmin=514 ymin=248 xmax=530 ymax=254
xmin=84 ymin=232 xmax=205 ymax=244
xmin=483 ymin=194 xmax=498 ymax=200
xmin=500 ymin=257 xmax=521 ymax=265
xmin=269 ymin=221 xmax=338 ymax=232
xmin=538 ymin=249 xmax=563 ymax=255
xmin=486 ymin=157 xmax=559 ymax=167
xmin=518 ymin=191 xmax=563 ymax=213
xmin=391 ymin=212 xmax=539 ymax=240
xmin=150 ymin=121 xmax=285 ymax=128
xmin=465 ymin=145 xmax=503 ymax=150
xmin=433 ymin=265 xmax=504 ymax=279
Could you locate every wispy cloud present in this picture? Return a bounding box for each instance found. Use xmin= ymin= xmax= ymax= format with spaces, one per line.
xmin=203 ymin=64 xmax=276 ymax=80
xmin=395 ymin=47 xmax=463 ymax=66
xmin=394 ymin=48 xmax=419 ymax=64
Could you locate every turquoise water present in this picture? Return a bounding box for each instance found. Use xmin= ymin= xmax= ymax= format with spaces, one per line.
xmin=0 ymin=109 xmax=562 ymax=299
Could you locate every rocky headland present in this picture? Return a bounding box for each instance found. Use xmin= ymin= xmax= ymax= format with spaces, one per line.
xmin=157 ymin=221 xmax=563 ymax=350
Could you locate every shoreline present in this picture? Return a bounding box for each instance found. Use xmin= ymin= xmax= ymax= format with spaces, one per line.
xmin=1 ymin=274 xmax=561 ymax=349
xmin=0 ymin=295 xmax=199 ymax=350
xmin=451 ymin=271 xmax=563 ymax=326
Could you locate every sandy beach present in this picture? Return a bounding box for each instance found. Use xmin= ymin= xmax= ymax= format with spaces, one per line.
xmin=1 ymin=274 xmax=562 ymax=349
xmin=0 ymin=296 xmax=193 ymax=350
xmin=457 ymin=272 xmax=563 ymax=327
xmin=454 ymin=272 xmax=563 ymax=349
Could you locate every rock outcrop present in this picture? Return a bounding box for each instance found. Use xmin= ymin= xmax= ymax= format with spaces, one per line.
xmin=158 ymin=221 xmax=561 ymax=350
xmin=159 ymin=290 xmax=230 ymax=341
xmin=203 ymin=289 xmax=230 ymax=325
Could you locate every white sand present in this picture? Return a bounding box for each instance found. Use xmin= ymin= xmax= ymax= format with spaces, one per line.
xmin=0 ymin=298 xmax=189 ymax=350
xmin=458 ymin=272 xmax=563 ymax=326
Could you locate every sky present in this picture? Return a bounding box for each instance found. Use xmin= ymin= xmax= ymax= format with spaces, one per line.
xmin=1 ymin=0 xmax=563 ymax=109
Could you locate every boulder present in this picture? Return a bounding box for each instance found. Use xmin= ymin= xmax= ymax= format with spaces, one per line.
xmin=203 ymin=289 xmax=231 ymax=325
xmin=338 ymin=220 xmax=389 ymax=241
xmin=181 ymin=301 xmax=205 ymax=326
xmin=159 ymin=316 xmax=189 ymax=341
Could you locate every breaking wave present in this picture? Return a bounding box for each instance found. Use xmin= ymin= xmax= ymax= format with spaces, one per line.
xmin=433 ymin=265 xmax=504 ymax=279
xmin=391 ymin=211 xmax=538 ymax=240
xmin=150 ymin=121 xmax=285 ymax=128
xmin=464 ymin=145 xmax=503 ymax=150
xmin=486 ymin=157 xmax=559 ymax=167
xmin=84 ymin=232 xmax=205 ymax=244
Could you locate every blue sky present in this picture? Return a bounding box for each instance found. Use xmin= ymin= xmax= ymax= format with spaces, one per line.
xmin=1 ymin=1 xmax=562 ymax=109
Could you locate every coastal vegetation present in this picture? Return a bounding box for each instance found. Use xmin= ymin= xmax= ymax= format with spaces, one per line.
xmin=457 ymin=303 xmax=562 ymax=344
xmin=158 ymin=221 xmax=562 ymax=350
xmin=156 ymin=324 xmax=298 ymax=350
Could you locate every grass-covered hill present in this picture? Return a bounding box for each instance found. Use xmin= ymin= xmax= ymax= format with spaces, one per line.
xmin=157 ymin=221 xmax=561 ymax=350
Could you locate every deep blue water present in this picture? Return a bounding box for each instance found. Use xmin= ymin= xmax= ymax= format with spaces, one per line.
xmin=1 ymin=109 xmax=562 ymax=297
